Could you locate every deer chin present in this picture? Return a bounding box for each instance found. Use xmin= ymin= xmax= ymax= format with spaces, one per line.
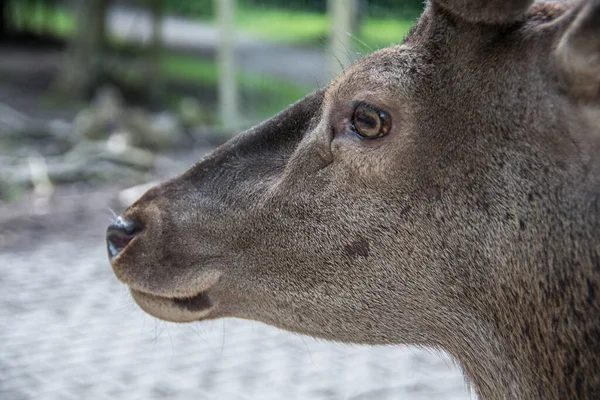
xmin=130 ymin=289 xmax=215 ymax=323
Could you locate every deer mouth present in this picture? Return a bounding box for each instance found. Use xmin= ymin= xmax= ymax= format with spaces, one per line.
xmin=130 ymin=289 xmax=214 ymax=323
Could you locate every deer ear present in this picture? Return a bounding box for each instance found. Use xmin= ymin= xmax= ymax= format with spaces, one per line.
xmin=555 ymin=0 xmax=600 ymax=102
xmin=433 ymin=0 xmax=534 ymax=24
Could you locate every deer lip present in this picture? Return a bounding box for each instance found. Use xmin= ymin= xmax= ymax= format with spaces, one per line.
xmin=171 ymin=292 xmax=212 ymax=312
xmin=130 ymin=289 xmax=214 ymax=322
xmin=126 ymin=272 xmax=222 ymax=322
xmin=132 ymin=289 xmax=212 ymax=310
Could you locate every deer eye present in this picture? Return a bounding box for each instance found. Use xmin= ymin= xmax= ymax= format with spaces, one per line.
xmin=351 ymin=103 xmax=392 ymax=139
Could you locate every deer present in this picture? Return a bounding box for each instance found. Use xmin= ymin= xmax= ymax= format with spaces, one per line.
xmin=106 ymin=0 xmax=600 ymax=398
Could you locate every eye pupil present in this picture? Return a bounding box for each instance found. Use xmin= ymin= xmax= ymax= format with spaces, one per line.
xmin=352 ymin=103 xmax=391 ymax=139
xmin=356 ymin=113 xmax=378 ymax=129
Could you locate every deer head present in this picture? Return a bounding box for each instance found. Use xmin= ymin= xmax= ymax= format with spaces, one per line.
xmin=107 ymin=1 xmax=600 ymax=398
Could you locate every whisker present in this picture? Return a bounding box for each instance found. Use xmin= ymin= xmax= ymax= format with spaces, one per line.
xmin=107 ymin=207 xmax=118 ymax=219
xmin=347 ymin=32 xmax=374 ymax=53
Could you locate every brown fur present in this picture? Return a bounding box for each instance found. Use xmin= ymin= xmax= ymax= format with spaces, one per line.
xmin=108 ymin=1 xmax=600 ymax=398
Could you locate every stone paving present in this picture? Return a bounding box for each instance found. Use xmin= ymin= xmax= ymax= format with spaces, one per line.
xmin=0 ymin=228 xmax=471 ymax=400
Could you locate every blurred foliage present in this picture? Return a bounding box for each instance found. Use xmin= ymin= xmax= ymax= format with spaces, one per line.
xmin=164 ymin=0 xmax=214 ymax=19
xmin=7 ymin=0 xmax=73 ymax=36
xmin=133 ymin=0 xmax=423 ymax=19
xmin=1 ymin=0 xmax=418 ymax=125
xmin=239 ymin=0 xmax=423 ymax=18
xmin=162 ymin=54 xmax=310 ymax=120
xmin=158 ymin=0 xmax=421 ymax=48
xmin=237 ymin=8 xmax=328 ymax=46
xmin=0 ymin=178 xmax=25 ymax=203
xmin=130 ymin=0 xmax=213 ymax=19
xmin=5 ymin=0 xmax=418 ymax=49
xmin=363 ymin=0 xmax=424 ymax=18
xmin=236 ymin=7 xmax=413 ymax=49
xmin=360 ymin=18 xmax=413 ymax=49
xmin=5 ymin=0 xmax=422 ymax=32
xmin=4 ymin=0 xmax=313 ymax=121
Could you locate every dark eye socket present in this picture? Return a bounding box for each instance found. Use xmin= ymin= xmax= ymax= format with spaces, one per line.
xmin=351 ymin=102 xmax=392 ymax=139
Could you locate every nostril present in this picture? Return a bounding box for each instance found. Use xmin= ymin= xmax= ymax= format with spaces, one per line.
xmin=106 ymin=217 xmax=143 ymax=260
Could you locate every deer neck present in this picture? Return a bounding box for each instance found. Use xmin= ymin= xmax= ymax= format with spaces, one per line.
xmin=447 ymin=321 xmax=543 ymax=400
xmin=444 ymin=262 xmax=600 ymax=400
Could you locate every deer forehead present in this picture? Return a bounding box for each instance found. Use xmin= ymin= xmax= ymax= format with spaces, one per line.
xmin=325 ymin=45 xmax=421 ymax=106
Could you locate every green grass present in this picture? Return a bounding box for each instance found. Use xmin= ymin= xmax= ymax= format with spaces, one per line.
xmin=237 ymin=8 xmax=329 ymax=46
xmin=7 ymin=3 xmax=313 ymax=123
xmin=360 ymin=18 xmax=414 ymax=50
xmin=42 ymin=8 xmax=74 ymax=37
xmin=162 ymin=54 xmax=312 ymax=120
xmin=9 ymin=3 xmax=74 ymax=37
xmin=235 ymin=7 xmax=415 ymax=50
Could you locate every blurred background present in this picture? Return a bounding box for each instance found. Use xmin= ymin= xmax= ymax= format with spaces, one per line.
xmin=0 ymin=1 xmax=470 ymax=399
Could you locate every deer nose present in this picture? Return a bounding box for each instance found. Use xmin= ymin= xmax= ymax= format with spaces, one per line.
xmin=106 ymin=217 xmax=143 ymax=260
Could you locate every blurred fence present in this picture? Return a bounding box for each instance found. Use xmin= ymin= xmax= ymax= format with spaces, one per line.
xmin=0 ymin=0 xmax=422 ymax=126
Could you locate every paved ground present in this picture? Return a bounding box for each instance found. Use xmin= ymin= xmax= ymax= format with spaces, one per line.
xmin=0 ymin=149 xmax=471 ymax=400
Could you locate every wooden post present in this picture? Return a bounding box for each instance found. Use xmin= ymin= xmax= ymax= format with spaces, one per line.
xmin=327 ymin=0 xmax=356 ymax=76
xmin=149 ymin=0 xmax=164 ymax=105
xmin=216 ymin=0 xmax=240 ymax=130
xmin=55 ymin=0 xmax=108 ymax=98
